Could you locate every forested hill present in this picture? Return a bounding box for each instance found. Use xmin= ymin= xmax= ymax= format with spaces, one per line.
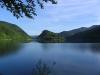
xmin=0 ymin=21 xmax=32 ymax=41
xmin=38 ymin=25 xmax=100 ymax=43
xmin=37 ymin=30 xmax=65 ymax=43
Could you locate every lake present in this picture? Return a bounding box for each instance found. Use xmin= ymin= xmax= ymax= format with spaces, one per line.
xmin=0 ymin=42 xmax=100 ymax=75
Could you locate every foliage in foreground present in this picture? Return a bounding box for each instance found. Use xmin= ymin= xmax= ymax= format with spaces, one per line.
xmin=0 ymin=0 xmax=57 ymax=18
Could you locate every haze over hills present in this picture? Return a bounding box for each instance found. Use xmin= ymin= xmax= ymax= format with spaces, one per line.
xmin=0 ymin=21 xmax=32 ymax=41
xmin=38 ymin=25 xmax=100 ymax=43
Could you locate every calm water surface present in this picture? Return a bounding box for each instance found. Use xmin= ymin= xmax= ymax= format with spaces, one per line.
xmin=0 ymin=42 xmax=100 ymax=75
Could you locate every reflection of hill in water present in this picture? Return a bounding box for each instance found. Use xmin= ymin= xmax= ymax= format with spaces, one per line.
xmin=71 ymin=43 xmax=100 ymax=52
xmin=89 ymin=43 xmax=100 ymax=52
xmin=0 ymin=41 xmax=21 ymax=57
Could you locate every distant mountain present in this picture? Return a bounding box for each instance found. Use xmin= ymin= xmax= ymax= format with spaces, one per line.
xmin=0 ymin=21 xmax=32 ymax=41
xmin=38 ymin=25 xmax=100 ymax=43
xmin=38 ymin=30 xmax=65 ymax=43
xmin=58 ymin=27 xmax=87 ymax=38
xmin=67 ymin=25 xmax=100 ymax=42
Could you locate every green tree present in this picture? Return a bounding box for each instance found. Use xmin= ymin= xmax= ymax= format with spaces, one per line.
xmin=0 ymin=0 xmax=57 ymax=18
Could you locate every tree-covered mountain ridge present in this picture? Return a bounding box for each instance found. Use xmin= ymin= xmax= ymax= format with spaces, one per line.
xmin=0 ymin=21 xmax=32 ymax=41
xmin=38 ymin=25 xmax=100 ymax=43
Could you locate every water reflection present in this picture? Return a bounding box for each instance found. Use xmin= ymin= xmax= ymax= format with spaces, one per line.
xmin=73 ymin=43 xmax=100 ymax=52
xmin=0 ymin=42 xmax=100 ymax=75
xmin=32 ymin=60 xmax=56 ymax=75
xmin=61 ymin=43 xmax=100 ymax=52
xmin=0 ymin=40 xmax=21 ymax=57
xmin=0 ymin=73 xmax=2 ymax=75
xmin=40 ymin=43 xmax=100 ymax=52
xmin=89 ymin=43 xmax=100 ymax=52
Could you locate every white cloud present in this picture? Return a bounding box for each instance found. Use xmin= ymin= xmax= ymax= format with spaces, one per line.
xmin=40 ymin=0 xmax=100 ymax=24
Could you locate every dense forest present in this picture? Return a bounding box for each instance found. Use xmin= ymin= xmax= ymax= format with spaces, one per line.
xmin=0 ymin=21 xmax=32 ymax=41
xmin=38 ymin=25 xmax=100 ymax=43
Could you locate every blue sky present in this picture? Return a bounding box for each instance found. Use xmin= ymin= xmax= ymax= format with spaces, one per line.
xmin=0 ymin=0 xmax=100 ymax=35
